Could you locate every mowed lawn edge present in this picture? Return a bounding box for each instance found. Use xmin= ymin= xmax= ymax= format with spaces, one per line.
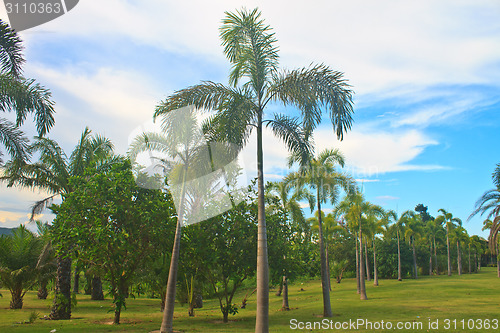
xmin=1 ymin=267 xmax=499 ymax=332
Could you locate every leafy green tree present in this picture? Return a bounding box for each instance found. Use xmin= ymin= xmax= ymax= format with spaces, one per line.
xmin=385 ymin=210 xmax=405 ymax=281
xmin=50 ymin=160 xmax=176 ymax=324
xmin=451 ymin=226 xmax=468 ymax=275
xmin=0 ymin=225 xmax=44 ymax=309
xmin=436 ymin=209 xmax=462 ymax=276
xmin=192 ymin=196 xmax=257 ymax=323
xmin=153 ymin=8 xmax=354 ymax=332
xmin=425 ymin=219 xmax=444 ymax=275
xmin=288 ymin=148 xmax=354 ymax=315
xmin=2 ymin=127 xmax=116 ymax=319
xmin=0 ymin=20 xmax=55 ymax=164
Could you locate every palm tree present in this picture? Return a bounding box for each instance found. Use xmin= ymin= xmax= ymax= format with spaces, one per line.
xmin=425 ymin=219 xmax=444 ymax=275
xmin=0 ymin=20 xmax=55 ymax=164
xmin=469 ymin=165 xmax=500 ymax=276
xmin=1 ymin=127 xmax=115 ymax=319
xmin=153 ymin=9 xmax=354 ymax=332
xmin=402 ymin=210 xmax=422 ymax=279
xmin=386 ymin=210 xmax=405 ymax=281
xmin=436 ymin=209 xmax=462 ymax=276
xmin=452 ymin=226 xmax=468 ymax=275
xmin=0 ymin=225 xmax=44 ymax=309
xmin=365 ymin=206 xmax=387 ymax=286
xmin=337 ymin=190 xmax=374 ymax=300
xmin=288 ymin=148 xmax=354 ymax=315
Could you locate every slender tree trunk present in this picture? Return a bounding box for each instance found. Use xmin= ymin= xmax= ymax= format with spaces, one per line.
xmin=325 ymin=243 xmax=332 ymax=292
xmin=457 ymin=240 xmax=462 ymax=275
xmin=468 ymin=247 xmax=471 ymax=274
xmin=429 ymin=242 xmax=433 ymax=276
xmin=281 ymin=275 xmax=289 ymax=311
xmin=474 ymin=251 xmax=478 ymax=273
xmin=355 ymin=233 xmax=360 ymax=293
xmin=73 ymin=267 xmax=80 ymax=294
xmin=397 ymin=229 xmax=402 ymax=281
xmin=10 ymin=288 xmax=23 ymax=309
xmin=364 ymin=239 xmax=371 ymax=281
xmin=50 ymin=255 xmax=72 ymax=320
xmin=412 ymin=238 xmax=418 ymax=279
xmin=359 ymin=223 xmax=367 ymax=300
xmin=275 ymin=280 xmax=283 ymax=297
xmin=91 ymin=276 xmax=104 ymax=300
xmin=447 ymin=224 xmax=452 ymax=276
xmin=434 ymin=237 xmax=439 ymax=275
xmin=160 ymin=180 xmax=187 ymax=333
xmin=316 ymin=193 xmax=332 ymax=317
xmin=255 ymin=117 xmax=269 ymax=333
xmin=373 ymin=238 xmax=378 ymax=286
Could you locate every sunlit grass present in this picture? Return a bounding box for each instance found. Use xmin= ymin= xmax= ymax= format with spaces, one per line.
xmin=1 ymin=267 xmax=499 ymax=332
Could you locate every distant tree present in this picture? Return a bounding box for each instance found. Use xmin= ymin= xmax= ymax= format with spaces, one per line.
xmin=415 ymin=204 xmax=433 ymax=223
xmin=50 ymin=160 xmax=176 ymax=324
xmin=0 ymin=20 xmax=55 ymax=165
xmin=402 ymin=211 xmax=423 ymax=279
xmin=436 ymin=209 xmax=462 ymax=276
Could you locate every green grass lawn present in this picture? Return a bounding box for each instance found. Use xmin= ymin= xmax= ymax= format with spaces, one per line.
xmin=1 ymin=268 xmax=499 ymax=332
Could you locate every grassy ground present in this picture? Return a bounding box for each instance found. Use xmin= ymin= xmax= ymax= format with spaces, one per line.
xmin=1 ymin=268 xmax=499 ymax=332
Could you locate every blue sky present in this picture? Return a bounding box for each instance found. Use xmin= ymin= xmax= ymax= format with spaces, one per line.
xmin=1 ymin=0 xmax=499 ymax=238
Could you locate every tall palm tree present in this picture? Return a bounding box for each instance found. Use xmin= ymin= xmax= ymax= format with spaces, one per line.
xmin=386 ymin=210 xmax=405 ymax=281
xmin=337 ymin=190 xmax=373 ymax=300
xmin=365 ymin=206 xmax=387 ymax=286
xmin=153 ymin=9 xmax=354 ymax=332
xmin=288 ymin=148 xmax=354 ymax=316
xmin=425 ymin=219 xmax=444 ymax=276
xmin=436 ymin=209 xmax=462 ymax=276
xmin=1 ymin=127 xmax=115 ymax=319
xmin=452 ymin=226 xmax=468 ymax=276
xmin=0 ymin=20 xmax=55 ymax=164
xmin=402 ymin=210 xmax=422 ymax=279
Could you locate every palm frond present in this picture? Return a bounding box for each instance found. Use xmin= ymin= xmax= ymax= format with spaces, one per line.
xmin=266 ymin=114 xmax=313 ymax=168
xmin=268 ymin=64 xmax=354 ymax=139
xmin=220 ymin=8 xmax=279 ymax=90
xmin=0 ymin=20 xmax=24 ymax=77
xmin=31 ymin=194 xmax=59 ymax=220
xmin=0 ymin=117 xmax=29 ymax=163
xmin=0 ymin=75 xmax=55 ymax=136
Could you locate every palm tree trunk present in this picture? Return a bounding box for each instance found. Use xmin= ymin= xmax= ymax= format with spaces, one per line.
xmin=281 ymin=275 xmax=289 ymax=311
xmin=38 ymin=280 xmax=48 ymax=299
xmin=447 ymin=224 xmax=452 ymax=276
xmin=364 ymin=239 xmax=371 ymax=281
xmin=373 ymin=238 xmax=378 ymax=286
xmin=359 ymin=223 xmax=368 ymax=300
xmin=10 ymin=288 xmax=23 ymax=309
xmin=325 ymin=243 xmax=332 ymax=292
xmin=355 ymin=233 xmax=360 ymax=293
xmin=316 ymin=192 xmax=332 ymax=317
xmin=160 ymin=177 xmax=187 ymax=333
xmin=474 ymin=251 xmax=478 ymax=273
xmin=255 ymin=118 xmax=269 ymax=332
xmin=457 ymin=240 xmax=462 ymax=275
xmin=412 ymin=238 xmax=418 ymax=279
xmin=73 ymin=267 xmax=80 ymax=294
xmin=397 ymin=229 xmax=402 ymax=281
xmin=429 ymin=242 xmax=433 ymax=276
xmin=50 ymin=255 xmax=72 ymax=320
xmin=468 ymin=247 xmax=471 ymax=274
xmin=91 ymin=276 xmax=104 ymax=300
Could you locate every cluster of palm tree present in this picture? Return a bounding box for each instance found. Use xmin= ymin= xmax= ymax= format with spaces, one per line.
xmin=470 ymin=163 xmax=500 ymax=277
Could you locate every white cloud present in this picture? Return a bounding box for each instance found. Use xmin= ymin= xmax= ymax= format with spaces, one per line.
xmin=315 ymin=126 xmax=443 ymax=176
